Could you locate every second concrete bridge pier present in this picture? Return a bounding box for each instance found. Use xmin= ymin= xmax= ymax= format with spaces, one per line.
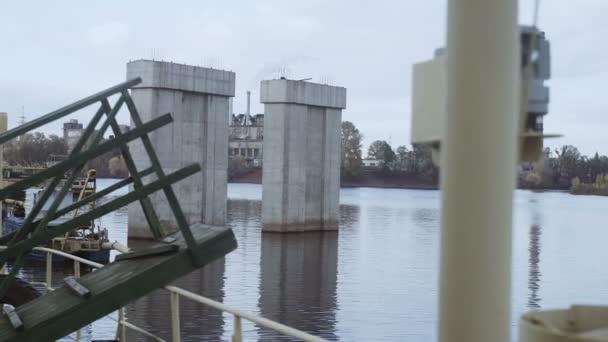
xmin=260 ymin=78 xmax=347 ymax=233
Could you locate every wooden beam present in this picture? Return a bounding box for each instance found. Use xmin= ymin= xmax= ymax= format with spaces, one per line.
xmin=0 ymin=224 xmax=237 ymax=341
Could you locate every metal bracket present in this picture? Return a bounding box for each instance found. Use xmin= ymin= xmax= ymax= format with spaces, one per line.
xmin=2 ymin=305 xmax=23 ymax=332
xmin=64 ymin=276 xmax=91 ymax=299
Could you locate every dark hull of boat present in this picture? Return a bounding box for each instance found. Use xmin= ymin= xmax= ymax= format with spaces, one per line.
xmin=26 ymin=249 xmax=110 ymax=264
xmin=2 ymin=216 xmax=110 ymax=264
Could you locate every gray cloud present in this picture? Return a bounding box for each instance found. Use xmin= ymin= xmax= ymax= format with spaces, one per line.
xmin=0 ymin=0 xmax=606 ymax=155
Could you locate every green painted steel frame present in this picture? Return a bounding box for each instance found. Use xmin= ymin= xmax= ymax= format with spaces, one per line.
xmin=0 ymin=78 xmax=203 ymax=300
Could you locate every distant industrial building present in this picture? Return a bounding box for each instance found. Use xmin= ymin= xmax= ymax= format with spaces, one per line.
xmin=229 ymin=91 xmax=264 ymax=167
xmin=63 ymin=119 xmax=83 ymax=151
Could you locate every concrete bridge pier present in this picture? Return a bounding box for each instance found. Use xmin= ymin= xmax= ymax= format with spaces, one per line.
xmin=127 ymin=60 xmax=235 ymax=238
xmin=260 ymin=79 xmax=347 ymax=233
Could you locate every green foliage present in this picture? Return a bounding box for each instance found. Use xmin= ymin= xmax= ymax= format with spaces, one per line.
xmin=340 ymin=121 xmax=363 ymax=178
xmin=3 ymin=132 xmax=127 ymax=178
xmin=367 ymin=140 xmax=395 ymax=173
xmin=3 ymin=133 xmax=67 ymax=165
xmin=570 ymin=174 xmax=608 ymax=196
xmin=520 ymin=145 xmax=608 ymax=193
xmin=555 ymin=145 xmax=581 ymax=187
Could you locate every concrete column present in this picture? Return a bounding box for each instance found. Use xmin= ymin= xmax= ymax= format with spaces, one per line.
xmin=439 ymin=1 xmax=519 ymax=342
xmin=260 ymin=79 xmax=346 ymax=233
xmin=127 ymin=60 xmax=235 ymax=238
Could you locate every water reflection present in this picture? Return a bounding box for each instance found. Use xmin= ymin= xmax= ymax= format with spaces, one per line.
xmin=125 ymin=240 xmax=227 ymax=341
xmin=339 ymin=204 xmax=360 ymax=230
xmin=258 ymin=232 xmax=339 ymax=341
xmin=12 ymin=182 xmax=608 ymax=341
xmin=527 ymin=224 xmax=542 ymax=309
xmin=412 ymin=208 xmax=437 ymax=228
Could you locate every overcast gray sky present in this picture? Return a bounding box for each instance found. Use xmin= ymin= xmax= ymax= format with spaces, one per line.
xmin=1 ymin=0 xmax=607 ymax=155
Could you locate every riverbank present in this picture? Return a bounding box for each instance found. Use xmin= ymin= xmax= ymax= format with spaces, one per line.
xmin=229 ymin=168 xmax=439 ymax=190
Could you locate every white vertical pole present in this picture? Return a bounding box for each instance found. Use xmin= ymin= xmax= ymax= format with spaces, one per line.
xmin=46 ymin=252 xmax=53 ymax=290
xmin=440 ymin=0 xmax=520 ymax=342
xmin=232 ymin=315 xmax=243 ymax=342
xmin=118 ymin=307 xmax=127 ymax=341
xmin=74 ymin=260 xmax=81 ymax=342
xmin=0 ymin=112 xmax=6 ymax=237
xmin=171 ymin=291 xmax=181 ymax=342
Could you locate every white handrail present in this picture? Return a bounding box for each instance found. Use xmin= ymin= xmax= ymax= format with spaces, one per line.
xmin=165 ymin=285 xmax=328 ymax=342
xmin=0 ymin=244 xmax=329 ymax=342
xmin=0 ymin=246 xmax=103 ymax=268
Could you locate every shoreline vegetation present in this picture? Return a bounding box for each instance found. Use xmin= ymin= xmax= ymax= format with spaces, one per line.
xmin=3 ymin=132 xmax=128 ymax=178
xmin=229 ymin=168 xmax=439 ymax=190
xmin=4 ymin=123 xmax=608 ymax=197
xmin=230 ymin=170 xmax=608 ymax=196
xmin=570 ymin=175 xmax=608 ymax=196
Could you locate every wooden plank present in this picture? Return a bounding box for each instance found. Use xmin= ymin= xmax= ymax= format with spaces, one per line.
xmin=0 ymin=224 xmax=237 ymax=342
xmin=122 ymin=92 xmax=199 ymax=253
xmin=114 ymin=245 xmax=179 ymax=262
xmin=104 ymin=111 xmax=164 ymax=239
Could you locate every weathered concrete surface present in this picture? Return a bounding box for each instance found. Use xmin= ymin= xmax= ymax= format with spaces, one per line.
xmin=127 ymin=60 xmax=235 ymax=238
xmin=261 ymin=79 xmax=346 ymax=232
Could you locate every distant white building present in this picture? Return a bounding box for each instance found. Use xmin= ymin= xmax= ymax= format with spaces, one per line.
xmin=229 ymin=91 xmax=264 ymax=167
xmin=229 ymin=113 xmax=264 ymax=167
xmin=362 ymin=159 xmax=383 ymax=169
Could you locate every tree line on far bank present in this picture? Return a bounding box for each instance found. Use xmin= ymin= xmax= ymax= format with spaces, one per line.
xmin=520 ymin=145 xmax=608 ymax=194
xmin=12 ymin=125 xmax=605 ymax=194
xmin=341 ymin=121 xmax=438 ymax=184
xmin=2 ymin=132 xmax=128 ymax=178
xmin=343 ymin=121 xmax=608 ymax=193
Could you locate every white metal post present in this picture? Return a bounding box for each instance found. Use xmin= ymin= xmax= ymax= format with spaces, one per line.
xmin=74 ymin=260 xmax=81 ymax=341
xmin=439 ymin=0 xmax=520 ymax=342
xmin=232 ymin=315 xmax=243 ymax=342
xmin=46 ymin=252 xmax=53 ymax=290
xmin=74 ymin=261 xmax=81 ymax=278
xmin=0 ymin=113 xmax=6 ymax=237
xmin=118 ymin=307 xmax=127 ymax=341
xmin=170 ymin=291 xmax=181 ymax=342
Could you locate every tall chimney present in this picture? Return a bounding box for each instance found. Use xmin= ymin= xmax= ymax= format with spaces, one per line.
xmin=246 ymin=90 xmax=251 ymax=116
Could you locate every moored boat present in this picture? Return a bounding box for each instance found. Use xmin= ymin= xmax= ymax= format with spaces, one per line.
xmin=1 ymin=169 xmax=111 ymax=264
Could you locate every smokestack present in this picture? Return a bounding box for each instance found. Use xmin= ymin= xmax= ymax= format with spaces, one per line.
xmin=246 ymin=90 xmax=251 ymax=116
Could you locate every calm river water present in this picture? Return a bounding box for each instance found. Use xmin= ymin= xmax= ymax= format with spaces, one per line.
xmin=16 ymin=180 xmax=608 ymax=341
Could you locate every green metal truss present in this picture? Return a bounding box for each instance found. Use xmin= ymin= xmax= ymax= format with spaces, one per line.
xmin=0 ymin=78 xmax=236 ymax=338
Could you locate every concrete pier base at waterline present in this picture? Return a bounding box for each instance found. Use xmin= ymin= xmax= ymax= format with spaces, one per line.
xmin=127 ymin=60 xmax=235 ymax=238
xmin=260 ymin=79 xmax=347 ymax=233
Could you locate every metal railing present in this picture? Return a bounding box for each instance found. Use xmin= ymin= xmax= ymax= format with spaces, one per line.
xmin=0 ymin=245 xmax=328 ymax=342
